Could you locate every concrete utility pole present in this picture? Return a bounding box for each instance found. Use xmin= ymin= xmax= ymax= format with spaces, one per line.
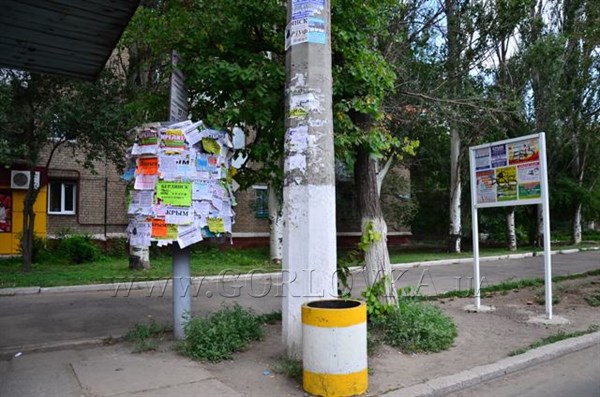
xmin=282 ymin=0 xmax=337 ymax=358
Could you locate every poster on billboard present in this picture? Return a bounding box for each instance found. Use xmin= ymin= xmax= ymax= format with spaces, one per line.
xmin=469 ymin=134 xmax=545 ymax=208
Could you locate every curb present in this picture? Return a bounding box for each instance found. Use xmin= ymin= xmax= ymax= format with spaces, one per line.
xmin=0 ymin=337 xmax=117 ymax=360
xmin=1 ymin=247 xmax=597 ymax=296
xmin=381 ymin=331 xmax=600 ymax=397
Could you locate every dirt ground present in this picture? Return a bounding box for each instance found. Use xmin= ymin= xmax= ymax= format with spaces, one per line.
xmin=170 ymin=276 xmax=600 ymax=397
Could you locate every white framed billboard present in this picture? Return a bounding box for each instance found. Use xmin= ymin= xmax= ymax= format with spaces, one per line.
xmin=468 ymin=133 xmax=553 ymax=319
xmin=470 ymin=134 xmax=544 ymax=209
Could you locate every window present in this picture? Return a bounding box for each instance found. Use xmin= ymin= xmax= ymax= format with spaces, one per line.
xmin=48 ymin=181 xmax=76 ymax=215
xmin=254 ymin=186 xmax=269 ymax=219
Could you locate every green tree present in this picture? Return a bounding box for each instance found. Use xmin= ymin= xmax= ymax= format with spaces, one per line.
xmin=0 ymin=70 xmax=130 ymax=271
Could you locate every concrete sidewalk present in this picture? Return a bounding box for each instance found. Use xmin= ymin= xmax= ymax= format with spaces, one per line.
xmin=0 ymin=344 xmax=242 ymax=397
xmin=1 ymin=249 xmax=599 ymax=397
xmin=1 ymin=324 xmax=598 ymax=397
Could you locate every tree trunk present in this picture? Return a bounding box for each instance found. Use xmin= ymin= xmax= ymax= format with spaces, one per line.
xmin=268 ymin=183 xmax=283 ymax=264
xmin=572 ymin=203 xmax=582 ymax=245
xmin=506 ymin=208 xmax=517 ymax=251
xmin=445 ymin=0 xmax=462 ymax=254
xmin=448 ymin=128 xmax=462 ymax=253
xmin=21 ymin=168 xmax=40 ymax=272
xmin=355 ymin=145 xmax=398 ymax=305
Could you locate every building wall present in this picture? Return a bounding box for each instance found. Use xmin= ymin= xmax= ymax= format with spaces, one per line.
xmin=43 ymin=144 xmax=128 ymax=239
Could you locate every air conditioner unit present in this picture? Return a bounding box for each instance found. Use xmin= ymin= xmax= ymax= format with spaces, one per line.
xmin=11 ymin=170 xmax=40 ymax=190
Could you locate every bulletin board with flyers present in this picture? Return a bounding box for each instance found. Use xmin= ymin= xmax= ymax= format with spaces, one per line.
xmin=124 ymin=120 xmax=238 ymax=249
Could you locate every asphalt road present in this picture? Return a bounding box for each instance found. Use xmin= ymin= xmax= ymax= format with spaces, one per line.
xmin=447 ymin=344 xmax=600 ymax=397
xmin=0 ymin=250 xmax=598 ymax=350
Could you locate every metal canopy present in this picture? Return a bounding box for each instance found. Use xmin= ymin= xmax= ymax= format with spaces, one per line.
xmin=0 ymin=0 xmax=139 ymax=80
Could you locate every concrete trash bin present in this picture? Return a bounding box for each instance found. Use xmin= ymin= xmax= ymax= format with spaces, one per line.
xmin=302 ymin=299 xmax=367 ymax=397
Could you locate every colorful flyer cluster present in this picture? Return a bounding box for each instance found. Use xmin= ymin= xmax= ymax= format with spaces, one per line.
xmin=124 ymin=121 xmax=237 ymax=249
xmin=285 ymin=0 xmax=326 ymax=50
xmin=473 ymin=136 xmax=542 ymax=205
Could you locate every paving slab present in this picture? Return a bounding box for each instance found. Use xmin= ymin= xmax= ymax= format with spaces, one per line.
xmin=118 ymin=378 xmax=242 ymax=397
xmin=72 ymin=349 xmax=214 ymax=397
xmin=0 ymin=362 xmax=84 ymax=397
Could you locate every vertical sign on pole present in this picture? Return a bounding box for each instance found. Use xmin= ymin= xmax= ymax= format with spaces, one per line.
xmin=469 ymin=133 xmax=553 ymax=318
xmin=169 ymin=50 xmax=191 ymax=339
xmin=283 ymin=0 xmax=337 ymax=358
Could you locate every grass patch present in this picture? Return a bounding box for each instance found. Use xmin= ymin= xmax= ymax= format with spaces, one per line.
xmin=508 ymin=325 xmax=599 ymax=356
xmin=431 ymin=269 xmax=600 ymax=300
xmin=0 ymin=247 xmax=276 ymax=288
xmin=126 ymin=320 xmax=168 ymax=352
xmin=177 ymin=305 xmax=264 ymax=362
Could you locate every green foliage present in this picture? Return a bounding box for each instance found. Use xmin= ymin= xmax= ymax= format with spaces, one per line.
xmin=584 ymin=289 xmax=600 ymax=307
xmin=371 ymin=299 xmax=457 ymax=353
xmin=178 ymin=305 xmax=264 ymax=362
xmin=167 ymin=0 xmax=286 ymax=189
xmin=126 ymin=320 xmax=167 ymax=352
xmin=362 ymin=278 xmax=396 ymax=321
xmin=57 ymin=235 xmax=100 ymax=264
xmin=359 ymin=221 xmax=382 ymax=252
xmin=106 ymin=238 xmax=128 ymax=258
xmin=508 ymin=325 xmax=600 ymax=356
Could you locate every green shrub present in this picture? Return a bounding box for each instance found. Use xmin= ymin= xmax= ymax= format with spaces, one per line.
xmin=178 ymin=305 xmax=264 ymax=362
xmin=17 ymin=233 xmax=48 ymax=262
xmin=58 ymin=235 xmax=100 ymax=264
xmin=372 ymin=300 xmax=457 ymax=353
xmin=106 ymin=237 xmax=127 ymax=258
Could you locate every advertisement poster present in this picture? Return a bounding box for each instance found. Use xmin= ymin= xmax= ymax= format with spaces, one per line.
xmin=474 ymin=148 xmax=491 ymax=171
xmin=475 ymin=170 xmax=496 ymax=203
xmin=518 ymin=182 xmax=541 ymax=200
xmin=0 ymin=190 xmax=11 ymax=233
xmin=292 ymin=0 xmax=324 ymax=19
xmin=508 ymin=137 xmax=539 ymax=165
xmin=308 ymin=17 xmax=326 ymax=44
xmin=495 ymin=166 xmax=518 ymax=201
xmin=490 ymin=144 xmax=507 ymax=168
xmin=517 ymin=162 xmax=540 ymax=183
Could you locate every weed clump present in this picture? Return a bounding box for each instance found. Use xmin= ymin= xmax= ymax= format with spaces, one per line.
xmin=126 ymin=320 xmax=167 ymax=352
xmin=178 ymin=305 xmax=264 ymax=362
xmin=363 ymin=280 xmax=457 ymax=354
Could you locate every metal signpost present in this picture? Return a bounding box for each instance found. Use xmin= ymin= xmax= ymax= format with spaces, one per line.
xmin=169 ymin=50 xmax=191 ymax=340
xmin=469 ymin=133 xmax=553 ymax=318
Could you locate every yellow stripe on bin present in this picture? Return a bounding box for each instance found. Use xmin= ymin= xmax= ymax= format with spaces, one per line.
xmin=301 ymin=301 xmax=366 ymax=328
xmin=303 ymin=368 xmax=368 ymax=397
